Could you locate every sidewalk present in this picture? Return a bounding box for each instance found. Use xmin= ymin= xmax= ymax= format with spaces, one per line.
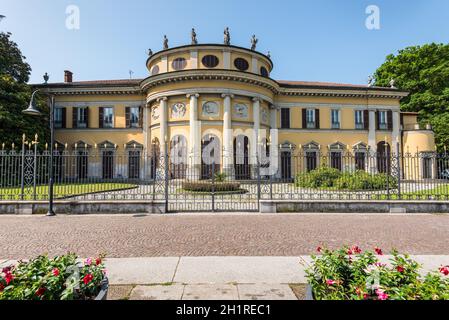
xmin=2 ymin=256 xmax=448 ymax=300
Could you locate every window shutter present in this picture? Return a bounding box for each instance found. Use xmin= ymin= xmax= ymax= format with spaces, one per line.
xmin=375 ymin=111 xmax=379 ymax=130
xmin=99 ymin=107 xmax=104 ymax=128
xmin=125 ymin=107 xmax=130 ymax=128
xmin=364 ymin=110 xmax=369 ymax=130
xmin=387 ymin=111 xmax=393 ymax=131
xmin=315 ymin=109 xmax=320 ymax=129
xmin=72 ymin=107 xmax=77 ymax=128
xmin=61 ymin=108 xmax=66 ymax=129
xmin=84 ymin=108 xmax=89 ymax=128
xmin=302 ymin=109 xmax=306 ymax=129
xmin=139 ymin=106 xmax=143 ymax=128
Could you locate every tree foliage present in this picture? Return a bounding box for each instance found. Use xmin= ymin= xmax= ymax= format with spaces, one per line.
xmin=0 ymin=32 xmax=49 ymax=148
xmin=374 ymin=43 xmax=449 ymax=150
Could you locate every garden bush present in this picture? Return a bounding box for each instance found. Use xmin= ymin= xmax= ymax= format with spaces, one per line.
xmin=305 ymin=246 xmax=449 ymax=300
xmin=0 ymin=253 xmax=106 ymax=300
xmin=182 ymin=181 xmax=242 ymax=193
xmin=295 ymin=166 xmax=398 ymax=190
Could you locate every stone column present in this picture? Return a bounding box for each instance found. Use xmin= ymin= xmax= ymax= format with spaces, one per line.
xmin=368 ymin=110 xmax=377 ymax=173
xmin=158 ymin=97 xmax=168 ymax=156
xmin=187 ymin=94 xmax=200 ymax=179
xmin=222 ymin=93 xmax=234 ymax=178
xmin=143 ymin=102 xmax=149 ymax=180
xmin=269 ymin=105 xmax=279 ymax=178
xmin=251 ymin=97 xmax=261 ymax=178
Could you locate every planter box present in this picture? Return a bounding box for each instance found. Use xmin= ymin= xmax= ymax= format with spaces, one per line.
xmin=305 ymin=284 xmax=314 ymax=300
xmin=94 ymin=277 xmax=109 ymax=300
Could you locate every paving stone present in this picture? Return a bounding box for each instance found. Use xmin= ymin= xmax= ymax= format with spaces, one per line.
xmin=130 ymin=285 xmax=184 ymax=300
xmin=182 ymin=284 xmax=239 ymax=300
xmin=237 ymin=284 xmax=297 ymax=300
xmin=107 ymin=285 xmax=134 ymax=300
xmin=105 ymin=257 xmax=179 ymax=285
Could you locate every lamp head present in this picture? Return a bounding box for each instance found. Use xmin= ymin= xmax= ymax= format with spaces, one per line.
xmin=22 ymin=90 xmax=42 ymax=116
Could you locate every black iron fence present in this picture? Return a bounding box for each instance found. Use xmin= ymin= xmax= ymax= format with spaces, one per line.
xmin=1 ymin=143 xmax=449 ymax=211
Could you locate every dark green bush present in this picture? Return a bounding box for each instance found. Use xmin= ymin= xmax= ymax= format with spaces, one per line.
xmin=295 ymin=167 xmax=398 ymax=190
xmin=182 ymin=181 xmax=242 ymax=193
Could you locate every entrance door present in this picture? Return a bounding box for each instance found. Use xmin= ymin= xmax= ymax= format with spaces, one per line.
xmin=128 ymin=150 xmax=140 ymax=179
xmin=281 ymin=151 xmax=292 ymax=180
xmin=423 ymin=156 xmax=432 ymax=179
xmin=234 ymin=135 xmax=250 ymax=180
xmin=102 ymin=151 xmax=114 ymax=179
xmin=377 ymin=142 xmax=391 ymax=174
xmin=201 ymin=134 xmax=220 ymax=180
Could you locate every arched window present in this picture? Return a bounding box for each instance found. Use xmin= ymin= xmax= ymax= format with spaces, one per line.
xmin=170 ymin=135 xmax=188 ymax=179
xmin=377 ymin=141 xmax=391 ymax=174
xmin=151 ymin=65 xmax=160 ymax=76
xmin=172 ymin=57 xmax=187 ymax=70
xmin=234 ymin=135 xmax=250 ymax=180
xmin=202 ymin=55 xmax=219 ymax=68
xmin=150 ymin=138 xmax=160 ymax=179
xmin=234 ymin=58 xmax=249 ymax=71
xmin=201 ymin=134 xmax=220 ymax=179
xmin=260 ymin=66 xmax=269 ymax=77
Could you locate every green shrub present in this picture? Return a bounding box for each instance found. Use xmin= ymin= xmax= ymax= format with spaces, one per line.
xmin=295 ymin=166 xmax=341 ymax=188
xmin=0 ymin=253 xmax=106 ymax=300
xmin=305 ymin=246 xmax=449 ymax=300
xmin=295 ymin=167 xmax=397 ymax=190
xmin=214 ymin=172 xmax=227 ymax=183
xmin=182 ymin=181 xmax=242 ymax=193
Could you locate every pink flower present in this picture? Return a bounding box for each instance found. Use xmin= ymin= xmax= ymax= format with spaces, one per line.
xmin=374 ymin=247 xmax=383 ymax=255
xmin=85 ymin=258 xmax=92 ymax=266
xmin=376 ymin=289 xmax=389 ymax=300
xmin=374 ymin=262 xmax=386 ymax=267
xmin=326 ymin=279 xmax=337 ymax=286
xmin=52 ymin=268 xmax=60 ymax=276
xmin=439 ymin=266 xmax=449 ymax=276
xmin=347 ymin=249 xmax=353 ymax=255
xmin=396 ymin=266 xmax=405 ymax=273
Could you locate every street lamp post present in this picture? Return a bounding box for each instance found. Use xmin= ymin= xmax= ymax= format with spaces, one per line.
xmin=23 ymin=75 xmax=56 ymax=216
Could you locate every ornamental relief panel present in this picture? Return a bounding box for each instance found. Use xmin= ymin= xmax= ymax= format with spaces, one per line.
xmin=171 ymin=103 xmax=186 ymax=118
xmin=202 ymin=101 xmax=220 ymax=117
xmin=151 ymin=105 xmax=159 ymax=120
xmin=261 ymin=108 xmax=268 ymax=124
xmin=233 ymin=103 xmax=248 ymax=119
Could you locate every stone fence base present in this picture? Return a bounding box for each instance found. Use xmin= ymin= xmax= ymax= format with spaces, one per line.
xmin=0 ymin=201 xmax=167 ymax=215
xmin=259 ymin=200 xmax=449 ymax=214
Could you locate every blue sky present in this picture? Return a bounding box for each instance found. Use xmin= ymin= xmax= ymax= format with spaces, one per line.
xmin=1 ymin=0 xmax=448 ymax=84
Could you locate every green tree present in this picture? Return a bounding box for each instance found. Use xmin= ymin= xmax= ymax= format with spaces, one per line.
xmin=374 ymin=43 xmax=449 ymax=151
xmin=0 ymin=32 xmax=49 ymax=148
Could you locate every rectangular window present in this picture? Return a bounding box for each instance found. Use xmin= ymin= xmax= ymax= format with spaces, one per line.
xmin=355 ymin=110 xmax=364 ymax=129
xmin=331 ymin=109 xmax=340 ymax=129
xmin=379 ymin=111 xmax=388 ymax=130
xmin=54 ymin=108 xmax=63 ymax=128
xmin=77 ymin=108 xmax=88 ymax=128
xmin=280 ymin=108 xmax=290 ymax=129
xmin=306 ymin=151 xmax=317 ymax=172
xmin=306 ymin=109 xmax=315 ymax=129
xmin=129 ymin=107 xmax=140 ymax=128
xmin=102 ymin=107 xmax=114 ymax=128
xmin=330 ymin=152 xmax=342 ymax=171
xmin=355 ymin=152 xmax=366 ymax=171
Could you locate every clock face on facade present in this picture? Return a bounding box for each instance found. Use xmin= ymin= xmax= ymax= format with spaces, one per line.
xmin=202 ymin=101 xmax=219 ymax=117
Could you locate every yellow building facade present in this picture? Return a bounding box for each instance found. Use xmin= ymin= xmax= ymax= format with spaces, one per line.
xmin=37 ymin=43 xmax=436 ymax=180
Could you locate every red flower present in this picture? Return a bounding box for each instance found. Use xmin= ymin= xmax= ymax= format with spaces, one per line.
xmin=347 ymin=249 xmax=353 ymax=255
xmin=1 ymin=266 xmax=11 ymax=273
xmin=83 ymin=274 xmax=93 ymax=285
xmin=363 ymin=293 xmax=369 ymax=300
xmin=439 ymin=266 xmax=449 ymax=276
xmin=374 ymin=247 xmax=383 ymax=255
xmin=355 ymin=287 xmax=362 ymax=295
xmin=326 ymin=279 xmax=337 ymax=286
xmin=52 ymin=268 xmax=60 ymax=277
xmin=35 ymin=287 xmax=46 ymax=297
xmin=4 ymin=272 xmax=13 ymax=285
xmin=95 ymin=258 xmax=102 ymax=266
xmin=352 ymin=246 xmax=362 ymax=254
xmin=396 ymin=266 xmax=405 ymax=273
xmin=316 ymin=246 xmax=322 ymax=253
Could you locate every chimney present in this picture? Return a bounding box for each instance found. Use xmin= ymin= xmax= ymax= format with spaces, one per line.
xmin=64 ymin=70 xmax=73 ymax=83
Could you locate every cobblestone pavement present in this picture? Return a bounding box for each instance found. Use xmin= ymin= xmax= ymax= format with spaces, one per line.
xmin=1 ymin=213 xmax=448 ymax=259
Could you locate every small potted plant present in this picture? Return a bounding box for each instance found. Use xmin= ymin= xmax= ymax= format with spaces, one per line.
xmin=0 ymin=253 xmax=108 ymax=300
xmin=303 ymin=246 xmax=449 ymax=300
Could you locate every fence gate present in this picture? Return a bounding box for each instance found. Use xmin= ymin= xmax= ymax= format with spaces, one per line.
xmin=165 ymin=153 xmax=260 ymax=212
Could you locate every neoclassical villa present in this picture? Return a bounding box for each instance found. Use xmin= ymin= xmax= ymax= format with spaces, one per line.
xmin=36 ymin=31 xmax=436 ymax=181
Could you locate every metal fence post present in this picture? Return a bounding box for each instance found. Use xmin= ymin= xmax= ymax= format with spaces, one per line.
xmin=20 ymin=135 xmax=26 ymax=201
xmin=211 ymin=164 xmax=215 ymax=212
xmin=164 ymin=143 xmax=169 ymax=213
xmin=396 ymin=142 xmax=401 ymax=200
xmin=33 ymin=136 xmax=38 ymax=200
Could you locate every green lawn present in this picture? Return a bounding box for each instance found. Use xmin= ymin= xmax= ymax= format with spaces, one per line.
xmin=0 ymin=183 xmax=137 ymax=200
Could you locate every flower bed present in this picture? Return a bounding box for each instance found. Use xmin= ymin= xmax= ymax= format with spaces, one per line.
xmin=182 ymin=181 xmax=243 ymax=193
xmin=0 ymin=253 xmax=107 ymax=300
xmin=304 ymin=246 xmax=449 ymax=300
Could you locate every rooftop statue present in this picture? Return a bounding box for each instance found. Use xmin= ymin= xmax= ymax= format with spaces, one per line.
xmin=191 ymin=28 xmax=198 ymax=45
xmin=251 ymin=35 xmax=258 ymax=51
xmin=148 ymin=48 xmax=153 ymax=56
xmin=163 ymin=35 xmax=169 ymax=49
xmin=224 ymin=27 xmax=231 ymax=45
xmin=367 ymin=75 xmax=374 ymax=87
xmin=389 ymin=79 xmax=396 ymax=89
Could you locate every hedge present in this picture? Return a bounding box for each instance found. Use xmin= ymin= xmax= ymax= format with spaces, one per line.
xmin=182 ymin=181 xmax=242 ymax=193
